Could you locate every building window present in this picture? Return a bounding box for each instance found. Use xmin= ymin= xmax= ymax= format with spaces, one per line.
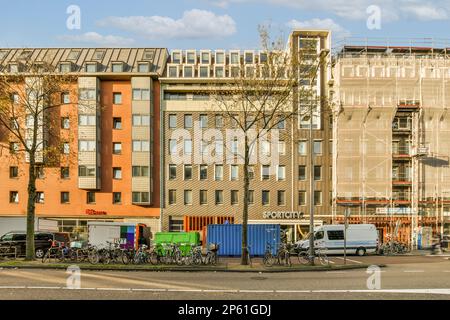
xmin=9 ymin=117 xmax=18 ymax=130
xmin=248 ymin=190 xmax=255 ymax=205
xmin=277 ymin=118 xmax=286 ymax=129
xmin=35 ymin=166 xmax=45 ymax=179
xmin=35 ymin=192 xmax=44 ymax=204
xmin=230 ymin=52 xmax=239 ymax=64
xmin=184 ymin=190 xmax=193 ymax=205
xmin=168 ymin=66 xmax=178 ymax=78
xmin=78 ymin=115 xmax=96 ymax=126
xmin=132 ymin=115 xmax=150 ymax=126
xmin=86 ymin=63 xmax=97 ymax=73
xmin=215 ymin=66 xmax=224 ymax=77
xmin=262 ymin=165 xmax=270 ymax=180
xmin=277 ymin=165 xmax=286 ymax=181
xmin=138 ymin=63 xmax=149 ymax=73
xmin=299 ymin=140 xmax=307 ymax=156
xmin=79 ymin=140 xmax=96 ymax=152
xmin=215 ymin=190 xmax=224 ymax=205
xmin=169 ymin=139 xmax=177 ymax=155
xmin=314 ymin=166 xmax=322 ymax=181
xmin=231 ymin=190 xmax=239 ymax=205
xmin=169 ymin=218 xmax=184 ymax=232
xmin=61 ymin=167 xmax=69 ymax=179
xmin=113 ymin=143 xmax=122 ymax=154
xmin=200 ymin=190 xmax=208 ymax=205
xmin=184 ymin=165 xmax=192 ymax=180
xmin=61 ymin=192 xmax=70 ymax=204
xmin=169 ymin=190 xmax=176 ymax=205
xmin=113 ymin=93 xmax=122 ymax=105
xmin=133 ymin=192 xmax=149 ymax=203
xmin=11 ymin=93 xmax=19 ymax=104
xmin=62 ymin=92 xmax=70 ymax=104
xmin=215 ymin=165 xmax=223 ymax=181
xmin=79 ymin=89 xmax=96 ymax=100
xmin=9 ymin=166 xmax=18 ymax=178
xmin=132 ymin=166 xmax=149 ymax=177
xmin=277 ymin=191 xmax=286 ymax=206
xmin=133 ymin=89 xmax=150 ymax=101
xmin=10 ymin=142 xmax=19 ymax=154
xmin=215 ymin=115 xmax=223 ymax=128
xmin=87 ymin=192 xmax=96 ymax=204
xmin=113 ymin=167 xmax=122 ymax=180
xmin=112 ymin=63 xmax=124 ymax=73
xmin=299 ymin=191 xmax=306 ymax=206
xmin=172 ymin=52 xmax=181 ymax=64
xmin=248 ymin=166 xmax=255 ymax=180
xmin=60 ymin=63 xmax=71 ymax=73
xmin=169 ymin=164 xmax=177 ymax=180
xmin=169 ymin=114 xmax=177 ymax=129
xmin=132 ymin=140 xmax=150 ymax=152
xmin=113 ymin=117 xmax=122 ymax=130
xmin=78 ymin=166 xmax=96 ymax=177
xmin=61 ymin=117 xmax=70 ymax=129
xmin=62 ymin=142 xmax=70 ymax=155
xmin=183 ymin=139 xmax=192 ymax=155
xmin=200 ymin=114 xmax=208 ymax=128
xmin=215 ymin=139 xmax=223 ymax=154
xmin=186 ymin=51 xmax=196 ymax=64
xmin=278 ymin=140 xmax=286 ymax=155
xmin=183 ymin=66 xmax=193 ymax=78
xmin=298 ymin=165 xmax=306 ymax=181
xmin=184 ymin=114 xmax=193 ymax=128
xmin=261 ymin=141 xmax=270 ymax=156
xmin=9 ymin=191 xmax=19 ymax=203
xmin=199 ymin=66 xmax=209 ymax=77
xmin=230 ymin=165 xmax=239 ymax=181
xmin=329 ymin=140 xmax=333 ymax=154
xmin=314 ymin=191 xmax=322 ymax=206
xmin=201 ymin=52 xmax=210 ymax=64
xmin=314 ymin=140 xmax=323 ymax=155
xmin=113 ymin=192 xmax=122 ymax=204
xmin=262 ymin=190 xmax=270 ymax=206
xmin=199 ymin=165 xmax=208 ymax=180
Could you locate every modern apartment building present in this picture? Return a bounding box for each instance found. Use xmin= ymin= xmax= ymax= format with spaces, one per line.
xmin=0 ymin=48 xmax=167 ymax=240
xmin=160 ymin=31 xmax=333 ymax=242
xmin=332 ymin=42 xmax=450 ymax=246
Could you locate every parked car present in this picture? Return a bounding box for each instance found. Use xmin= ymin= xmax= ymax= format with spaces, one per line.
xmin=295 ymin=224 xmax=379 ymax=256
xmin=0 ymin=231 xmax=70 ymax=258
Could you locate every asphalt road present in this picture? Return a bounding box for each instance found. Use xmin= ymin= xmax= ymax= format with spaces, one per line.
xmin=0 ymin=255 xmax=449 ymax=300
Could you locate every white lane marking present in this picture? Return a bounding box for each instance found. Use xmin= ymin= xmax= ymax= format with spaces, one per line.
xmin=403 ymin=270 xmax=425 ymax=273
xmin=96 ymin=287 xmax=131 ymax=291
xmin=326 ymin=271 xmax=347 ymax=274
xmin=1 ymin=286 xmax=450 ymax=295
xmin=335 ymin=257 xmax=363 ymax=264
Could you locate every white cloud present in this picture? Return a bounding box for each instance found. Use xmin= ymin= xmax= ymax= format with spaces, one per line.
xmin=287 ymin=18 xmax=351 ymax=39
xmin=97 ymin=9 xmax=237 ymax=40
xmin=58 ymin=32 xmax=135 ymax=47
xmin=207 ymin=0 xmax=450 ymax=22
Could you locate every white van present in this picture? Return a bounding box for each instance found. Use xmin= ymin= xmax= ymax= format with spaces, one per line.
xmin=295 ymin=224 xmax=379 ymax=256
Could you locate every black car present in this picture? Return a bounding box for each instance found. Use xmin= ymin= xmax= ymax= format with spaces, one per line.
xmin=0 ymin=231 xmax=71 ymax=258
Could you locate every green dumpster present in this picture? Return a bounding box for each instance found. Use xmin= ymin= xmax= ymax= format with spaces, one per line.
xmin=154 ymin=232 xmax=200 ymax=256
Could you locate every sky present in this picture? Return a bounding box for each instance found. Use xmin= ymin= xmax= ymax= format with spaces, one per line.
xmin=2 ymin=0 xmax=450 ymax=50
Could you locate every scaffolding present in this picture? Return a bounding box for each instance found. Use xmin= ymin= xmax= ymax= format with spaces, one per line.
xmin=333 ymin=43 xmax=450 ymax=246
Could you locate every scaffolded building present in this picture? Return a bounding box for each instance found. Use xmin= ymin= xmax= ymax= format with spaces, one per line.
xmin=332 ymin=39 xmax=450 ymax=248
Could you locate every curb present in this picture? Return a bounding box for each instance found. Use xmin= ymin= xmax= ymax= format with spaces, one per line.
xmin=0 ymin=263 xmax=381 ymax=273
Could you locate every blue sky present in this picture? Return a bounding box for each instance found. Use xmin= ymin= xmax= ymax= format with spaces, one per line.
xmin=2 ymin=0 xmax=450 ymax=50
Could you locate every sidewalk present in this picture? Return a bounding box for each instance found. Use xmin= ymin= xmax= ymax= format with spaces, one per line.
xmin=0 ymin=258 xmax=375 ymax=273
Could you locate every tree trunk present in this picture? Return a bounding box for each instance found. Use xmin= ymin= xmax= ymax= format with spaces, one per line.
xmin=25 ymin=155 xmax=37 ymax=261
xmin=241 ymin=136 xmax=250 ymax=265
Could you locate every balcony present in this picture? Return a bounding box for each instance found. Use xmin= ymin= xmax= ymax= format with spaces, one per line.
xmin=392 ymin=118 xmax=412 ymax=132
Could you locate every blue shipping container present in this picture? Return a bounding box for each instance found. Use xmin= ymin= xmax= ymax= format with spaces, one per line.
xmin=206 ymin=224 xmax=280 ymax=256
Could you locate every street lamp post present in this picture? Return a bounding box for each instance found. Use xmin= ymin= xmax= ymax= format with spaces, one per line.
xmin=344 ymin=208 xmax=350 ymax=265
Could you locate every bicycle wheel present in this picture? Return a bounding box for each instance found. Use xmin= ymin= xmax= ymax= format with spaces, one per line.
xmin=284 ymin=252 xmax=292 ymax=267
xmin=121 ymin=251 xmax=130 ymax=265
xmin=298 ymin=251 xmax=310 ymax=265
xmin=318 ymin=253 xmax=329 ymax=266
xmin=263 ymin=252 xmax=274 ymax=267
xmin=88 ymin=250 xmax=99 ymax=264
xmin=42 ymin=249 xmax=51 ymax=263
xmin=174 ymin=251 xmax=183 ymax=266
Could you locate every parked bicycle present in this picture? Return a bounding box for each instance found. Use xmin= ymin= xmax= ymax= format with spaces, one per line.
xmin=298 ymin=247 xmax=329 ymax=266
xmin=263 ymin=243 xmax=292 ymax=267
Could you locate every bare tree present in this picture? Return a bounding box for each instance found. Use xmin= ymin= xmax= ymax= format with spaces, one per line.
xmin=0 ymin=60 xmax=76 ymax=260
xmin=210 ymin=26 xmax=326 ymax=265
